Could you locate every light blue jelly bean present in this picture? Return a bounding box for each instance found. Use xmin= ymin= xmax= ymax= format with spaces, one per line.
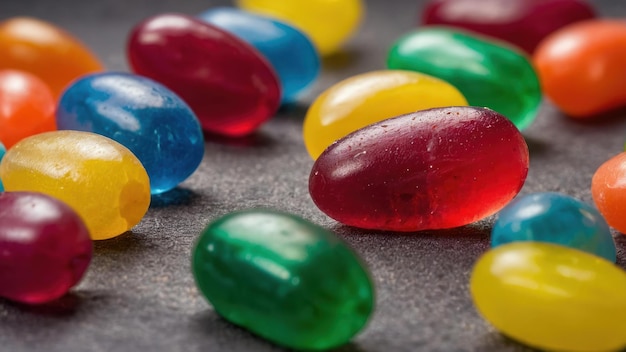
xmin=492 ymin=192 xmax=616 ymax=262
xmin=199 ymin=7 xmax=320 ymax=103
xmin=0 ymin=141 xmax=5 ymax=192
xmin=56 ymin=72 xmax=205 ymax=195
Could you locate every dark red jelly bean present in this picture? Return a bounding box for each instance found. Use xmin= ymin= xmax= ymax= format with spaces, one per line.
xmin=309 ymin=107 xmax=529 ymax=232
xmin=127 ymin=13 xmax=281 ymax=137
xmin=0 ymin=192 xmax=92 ymax=304
xmin=422 ymin=0 xmax=595 ymax=53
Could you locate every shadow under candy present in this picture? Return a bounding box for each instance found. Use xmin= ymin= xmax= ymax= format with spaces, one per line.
xmin=150 ymin=187 xmax=200 ymax=208
xmin=203 ymin=129 xmax=279 ymax=149
xmin=189 ymin=309 xmax=372 ymax=352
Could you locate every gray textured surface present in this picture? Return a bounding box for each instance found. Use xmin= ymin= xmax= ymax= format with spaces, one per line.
xmin=1 ymin=0 xmax=626 ymax=351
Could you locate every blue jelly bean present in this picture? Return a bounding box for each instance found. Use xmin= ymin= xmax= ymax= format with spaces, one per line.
xmin=198 ymin=7 xmax=320 ymax=103
xmin=0 ymin=141 xmax=5 ymax=192
xmin=56 ymin=72 xmax=205 ymax=194
xmin=492 ymin=192 xmax=616 ymax=262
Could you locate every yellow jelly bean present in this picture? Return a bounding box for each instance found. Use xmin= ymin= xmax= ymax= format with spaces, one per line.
xmin=236 ymin=0 xmax=364 ymax=55
xmin=470 ymin=242 xmax=626 ymax=352
xmin=0 ymin=131 xmax=151 ymax=240
xmin=303 ymin=70 xmax=468 ymax=159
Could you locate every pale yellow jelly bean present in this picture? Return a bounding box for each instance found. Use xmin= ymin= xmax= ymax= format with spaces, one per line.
xmin=302 ymin=70 xmax=468 ymax=159
xmin=0 ymin=131 xmax=151 ymax=240
xmin=470 ymin=242 xmax=626 ymax=352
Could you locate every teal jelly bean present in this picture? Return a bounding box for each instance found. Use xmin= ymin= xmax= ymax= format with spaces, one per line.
xmin=492 ymin=192 xmax=616 ymax=261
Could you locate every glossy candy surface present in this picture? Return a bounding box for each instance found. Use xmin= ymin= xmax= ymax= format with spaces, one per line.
xmin=534 ymin=20 xmax=626 ymax=118
xmin=199 ymin=7 xmax=320 ymax=103
xmin=0 ymin=70 xmax=56 ymax=148
xmin=592 ymin=152 xmax=626 ymax=234
xmin=236 ymin=0 xmax=364 ymax=55
xmin=309 ymin=107 xmax=529 ymax=232
xmin=0 ymin=17 xmax=103 ymax=98
xmin=387 ymin=28 xmax=541 ymax=130
xmin=0 ymin=131 xmax=151 ymax=240
xmin=422 ymin=0 xmax=595 ymax=54
xmin=471 ymin=242 xmax=626 ymax=352
xmin=492 ymin=192 xmax=615 ymax=261
xmin=127 ymin=14 xmax=281 ymax=137
xmin=193 ymin=209 xmax=374 ymax=350
xmin=57 ymin=72 xmax=204 ymax=194
xmin=0 ymin=192 xmax=92 ymax=304
xmin=303 ymin=70 xmax=468 ymax=159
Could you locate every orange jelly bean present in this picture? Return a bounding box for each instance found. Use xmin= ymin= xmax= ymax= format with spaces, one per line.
xmin=0 ymin=17 xmax=103 ymax=98
xmin=0 ymin=70 xmax=56 ymax=148
xmin=534 ymin=20 xmax=626 ymax=118
xmin=592 ymin=152 xmax=626 ymax=234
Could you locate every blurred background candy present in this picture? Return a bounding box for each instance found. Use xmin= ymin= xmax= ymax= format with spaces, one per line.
xmin=422 ymin=0 xmax=595 ymax=53
xmin=387 ymin=27 xmax=541 ymax=130
xmin=199 ymin=7 xmax=320 ymax=104
xmin=127 ymin=13 xmax=281 ymax=137
xmin=236 ymin=0 xmax=364 ymax=55
xmin=0 ymin=17 xmax=103 ymax=98
xmin=0 ymin=69 xmax=55 ymax=148
xmin=534 ymin=20 xmax=626 ymax=118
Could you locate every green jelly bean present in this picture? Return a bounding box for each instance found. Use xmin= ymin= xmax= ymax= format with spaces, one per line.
xmin=387 ymin=27 xmax=541 ymax=130
xmin=192 ymin=209 xmax=374 ymax=350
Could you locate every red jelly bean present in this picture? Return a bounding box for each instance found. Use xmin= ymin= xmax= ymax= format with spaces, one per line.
xmin=127 ymin=13 xmax=281 ymax=137
xmin=0 ymin=69 xmax=56 ymax=148
xmin=0 ymin=192 xmax=92 ymax=304
xmin=422 ymin=0 xmax=595 ymax=53
xmin=309 ymin=107 xmax=529 ymax=232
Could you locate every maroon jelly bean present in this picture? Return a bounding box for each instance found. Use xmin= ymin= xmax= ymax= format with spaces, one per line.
xmin=422 ymin=0 xmax=595 ymax=53
xmin=0 ymin=192 xmax=92 ymax=304
xmin=127 ymin=13 xmax=281 ymax=137
xmin=309 ymin=107 xmax=529 ymax=232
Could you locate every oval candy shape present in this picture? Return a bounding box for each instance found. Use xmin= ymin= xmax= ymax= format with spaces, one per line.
xmin=309 ymin=106 xmax=529 ymax=232
xmin=199 ymin=7 xmax=320 ymax=103
xmin=127 ymin=13 xmax=281 ymax=137
xmin=534 ymin=20 xmax=626 ymax=118
xmin=56 ymin=72 xmax=205 ymax=195
xmin=0 ymin=131 xmax=151 ymax=240
xmin=236 ymin=0 xmax=364 ymax=55
xmin=492 ymin=192 xmax=615 ymax=262
xmin=470 ymin=242 xmax=626 ymax=352
xmin=0 ymin=17 xmax=103 ymax=98
xmin=192 ymin=209 xmax=374 ymax=350
xmin=387 ymin=27 xmax=541 ymax=130
xmin=303 ymin=70 xmax=468 ymax=159
xmin=592 ymin=152 xmax=626 ymax=234
xmin=422 ymin=0 xmax=595 ymax=54
xmin=0 ymin=69 xmax=56 ymax=148
xmin=0 ymin=192 xmax=92 ymax=304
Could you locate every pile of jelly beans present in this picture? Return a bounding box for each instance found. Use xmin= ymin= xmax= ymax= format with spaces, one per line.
xmin=2 ymin=0 xmax=626 ymax=351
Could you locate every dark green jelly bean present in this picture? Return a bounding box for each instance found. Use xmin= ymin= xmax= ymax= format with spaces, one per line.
xmin=192 ymin=209 xmax=374 ymax=350
xmin=387 ymin=27 xmax=541 ymax=130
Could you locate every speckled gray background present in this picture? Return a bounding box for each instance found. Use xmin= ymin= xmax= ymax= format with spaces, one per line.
xmin=1 ymin=1 xmax=626 ymax=351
